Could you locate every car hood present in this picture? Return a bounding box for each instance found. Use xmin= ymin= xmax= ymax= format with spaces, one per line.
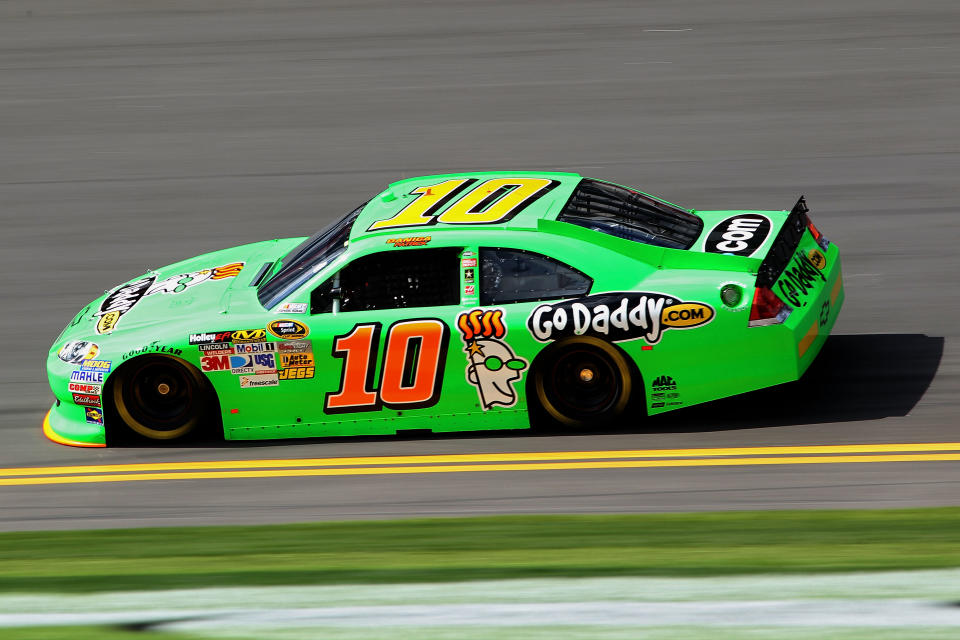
xmin=56 ymin=238 xmax=304 ymax=345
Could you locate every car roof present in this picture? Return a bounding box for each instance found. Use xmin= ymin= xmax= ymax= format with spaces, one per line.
xmin=351 ymin=171 xmax=584 ymax=241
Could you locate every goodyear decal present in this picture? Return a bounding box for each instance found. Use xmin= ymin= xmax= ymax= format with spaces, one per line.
xmin=528 ymin=292 xmax=714 ymax=345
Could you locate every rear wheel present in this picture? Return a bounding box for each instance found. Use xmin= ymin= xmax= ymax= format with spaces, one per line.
xmin=532 ymin=336 xmax=633 ymax=429
xmin=112 ymin=356 xmax=210 ymax=441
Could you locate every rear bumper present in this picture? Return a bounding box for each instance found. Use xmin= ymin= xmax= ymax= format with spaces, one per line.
xmin=791 ymin=248 xmax=844 ymax=377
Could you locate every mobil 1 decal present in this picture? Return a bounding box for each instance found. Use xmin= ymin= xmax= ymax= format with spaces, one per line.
xmin=703 ymin=214 xmax=771 ymax=257
xmin=528 ymin=292 xmax=714 ymax=345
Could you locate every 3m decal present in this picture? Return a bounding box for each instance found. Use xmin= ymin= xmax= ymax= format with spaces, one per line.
xmin=234 ymin=342 xmax=277 ymax=354
xmin=276 ymin=302 xmax=308 ymax=314
xmin=232 ymin=329 xmax=267 ymax=343
xmin=324 ymin=319 xmax=449 ymax=414
xmin=703 ymin=215 xmax=771 ymax=256
xmin=58 ymin=341 xmax=100 ymax=365
xmin=267 ymin=319 xmax=309 ymax=340
xmin=528 ymin=292 xmax=715 ymax=345
xmin=84 ymin=407 xmax=104 ymax=425
xmin=457 ymin=308 xmax=527 ymax=410
xmin=808 ymin=248 xmax=827 ymax=270
xmin=387 ymin=236 xmax=431 ymax=247
xmin=201 ymin=355 xmax=232 ymax=372
xmin=239 ymin=373 xmax=279 ymax=388
xmin=278 ymin=366 xmax=315 ymax=380
xmin=367 ymin=177 xmax=560 ymax=231
xmin=122 ymin=344 xmax=183 ymax=360
xmin=72 ymin=393 xmax=101 ymax=408
xmin=70 ymin=370 xmax=104 ymax=384
xmin=189 ymin=331 xmax=234 ymax=345
xmin=69 ymin=382 xmax=101 ymax=395
xmin=95 ymin=276 xmax=154 ymax=334
xmin=777 ymin=254 xmax=826 ymax=307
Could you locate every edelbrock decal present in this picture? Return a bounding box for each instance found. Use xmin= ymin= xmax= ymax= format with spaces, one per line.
xmin=528 ymin=292 xmax=715 ymax=345
xmin=703 ymin=214 xmax=771 ymax=257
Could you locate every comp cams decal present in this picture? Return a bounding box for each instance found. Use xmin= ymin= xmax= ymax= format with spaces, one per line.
xmin=457 ymin=309 xmax=527 ymax=410
xmin=95 ymin=262 xmax=244 ymax=335
xmin=703 ymin=215 xmax=771 ymax=257
xmin=528 ymin=292 xmax=714 ymax=345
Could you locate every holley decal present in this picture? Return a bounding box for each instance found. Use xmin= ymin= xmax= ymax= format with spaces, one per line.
xmin=528 ymin=292 xmax=714 ymax=345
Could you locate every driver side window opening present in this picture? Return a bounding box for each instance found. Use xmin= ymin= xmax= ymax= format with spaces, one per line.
xmin=312 ymin=247 xmax=462 ymax=313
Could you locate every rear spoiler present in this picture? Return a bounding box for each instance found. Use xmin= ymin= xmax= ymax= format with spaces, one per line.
xmin=755 ymin=196 xmax=809 ymax=289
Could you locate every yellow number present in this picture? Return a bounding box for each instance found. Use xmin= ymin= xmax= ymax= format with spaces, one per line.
xmin=436 ymin=178 xmax=556 ymax=225
xmin=368 ymin=179 xmax=471 ymax=231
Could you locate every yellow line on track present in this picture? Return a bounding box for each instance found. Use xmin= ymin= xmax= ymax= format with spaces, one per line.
xmin=4 ymin=442 xmax=960 ymax=477
xmin=0 ymin=450 xmax=958 ymax=486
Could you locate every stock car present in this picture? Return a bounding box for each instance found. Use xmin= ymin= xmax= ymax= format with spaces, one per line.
xmin=45 ymin=172 xmax=843 ymax=447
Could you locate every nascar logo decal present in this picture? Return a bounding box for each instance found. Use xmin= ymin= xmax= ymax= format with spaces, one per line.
xmin=267 ymin=319 xmax=309 ymax=340
xmin=528 ymin=292 xmax=714 ymax=345
xmin=703 ymin=215 xmax=771 ymax=257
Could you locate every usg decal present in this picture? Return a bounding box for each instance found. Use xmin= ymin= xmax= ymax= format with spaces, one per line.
xmin=267 ymin=319 xmax=309 ymax=340
xmin=703 ymin=214 xmax=771 ymax=257
xmin=528 ymin=292 xmax=715 ymax=345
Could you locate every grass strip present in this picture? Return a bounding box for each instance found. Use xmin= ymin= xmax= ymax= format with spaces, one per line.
xmin=1 ymin=628 xmax=219 ymax=640
xmin=1 ymin=508 xmax=960 ymax=593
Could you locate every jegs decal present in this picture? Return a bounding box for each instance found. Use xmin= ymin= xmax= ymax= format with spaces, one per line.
xmin=703 ymin=215 xmax=771 ymax=257
xmin=324 ymin=319 xmax=449 ymax=414
xmin=528 ymin=292 xmax=715 ymax=345
xmin=457 ymin=308 xmax=527 ymax=410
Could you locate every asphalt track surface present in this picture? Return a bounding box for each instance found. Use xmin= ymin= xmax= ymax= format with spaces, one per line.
xmin=1 ymin=0 xmax=958 ymax=531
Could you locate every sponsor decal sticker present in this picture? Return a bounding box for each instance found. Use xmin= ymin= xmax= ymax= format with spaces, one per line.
xmin=276 ymin=302 xmax=308 ymax=314
xmin=70 ymin=370 xmax=104 ymax=384
xmin=456 ymin=308 xmax=527 ymax=410
xmin=189 ymin=331 xmax=234 ymax=345
xmin=95 ymin=276 xmax=155 ymax=334
xmin=69 ymin=382 xmax=101 ymax=394
xmin=703 ymin=214 xmax=771 ymax=257
xmin=122 ymin=344 xmax=182 ymax=360
xmin=461 ymin=258 xmax=477 ymax=267
xmin=58 ymin=341 xmax=100 ymax=365
xmin=232 ymin=329 xmax=267 ymax=343
xmin=464 ymin=268 xmax=475 ymax=283
xmin=252 ymin=352 xmax=277 ymax=374
xmin=143 ymin=262 xmax=244 ymax=296
xmin=201 ymin=355 xmax=232 ymax=372
xmin=278 ymin=339 xmax=312 ymax=353
xmin=239 ymin=373 xmax=279 ymax=388
xmin=278 ymin=366 xmax=315 ymax=380
xmin=386 ymin=236 xmax=431 ymax=247
xmin=528 ymin=292 xmax=715 ymax=345
xmin=464 ymin=284 xmax=475 ymax=296
xmin=234 ymin=342 xmax=277 ymax=354
xmin=80 ymin=359 xmax=112 ymax=372
xmin=808 ymin=248 xmax=827 ymax=270
xmin=280 ymin=352 xmax=314 ymax=369
xmin=72 ymin=393 xmax=101 ymax=408
xmin=777 ymin=254 xmax=826 ymax=307
xmin=84 ymin=406 xmax=104 ymax=425
xmin=267 ymin=319 xmax=309 ymax=340
xmin=819 ymin=300 xmax=831 ymax=328
xmin=198 ymin=342 xmax=234 ymax=355
xmin=230 ymin=354 xmax=255 ymax=375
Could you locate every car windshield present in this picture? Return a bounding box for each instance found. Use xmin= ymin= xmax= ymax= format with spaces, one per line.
xmin=256 ymin=204 xmax=364 ymax=309
xmin=557 ymin=179 xmax=702 ymax=250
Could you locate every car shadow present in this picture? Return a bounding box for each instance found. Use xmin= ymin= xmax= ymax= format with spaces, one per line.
xmin=182 ymin=333 xmax=943 ymax=448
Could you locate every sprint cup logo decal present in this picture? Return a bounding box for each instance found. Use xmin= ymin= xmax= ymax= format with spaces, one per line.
xmin=528 ymin=292 xmax=714 ymax=345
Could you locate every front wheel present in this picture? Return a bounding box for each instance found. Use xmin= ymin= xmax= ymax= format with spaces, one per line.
xmin=532 ymin=337 xmax=634 ymax=429
xmin=112 ymin=356 xmax=211 ymax=441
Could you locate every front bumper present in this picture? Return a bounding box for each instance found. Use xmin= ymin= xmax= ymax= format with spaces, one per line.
xmin=43 ymin=404 xmax=106 ymax=447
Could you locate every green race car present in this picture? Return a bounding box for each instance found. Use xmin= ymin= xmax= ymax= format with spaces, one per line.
xmin=46 ymin=172 xmax=843 ymax=447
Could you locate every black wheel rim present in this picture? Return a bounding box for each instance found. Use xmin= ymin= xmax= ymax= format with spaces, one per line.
xmin=122 ymin=359 xmax=196 ymax=433
xmin=543 ymin=346 xmax=620 ymax=420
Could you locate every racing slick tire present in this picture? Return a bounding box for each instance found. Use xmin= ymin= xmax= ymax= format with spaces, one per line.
xmin=110 ymin=355 xmax=215 ymax=442
xmin=531 ymin=336 xmax=634 ymax=429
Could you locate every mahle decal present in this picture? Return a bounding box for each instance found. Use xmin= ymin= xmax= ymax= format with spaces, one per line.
xmin=528 ymin=292 xmax=714 ymax=345
xmin=457 ymin=309 xmax=527 ymax=410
